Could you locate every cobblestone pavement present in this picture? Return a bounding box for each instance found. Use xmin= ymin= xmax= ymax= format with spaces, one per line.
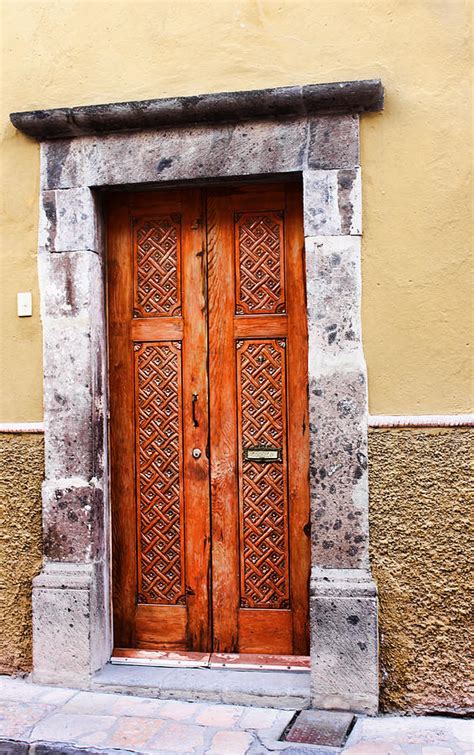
xmin=0 ymin=676 xmax=472 ymax=755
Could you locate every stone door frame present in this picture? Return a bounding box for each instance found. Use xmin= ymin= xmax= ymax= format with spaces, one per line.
xmin=11 ymin=80 xmax=383 ymax=714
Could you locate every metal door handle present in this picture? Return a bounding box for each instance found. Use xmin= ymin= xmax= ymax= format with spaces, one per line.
xmin=192 ymin=392 xmax=199 ymax=427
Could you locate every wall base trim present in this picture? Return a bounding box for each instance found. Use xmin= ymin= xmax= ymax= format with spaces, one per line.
xmin=0 ymin=422 xmax=45 ymax=433
xmin=368 ymin=414 xmax=473 ymax=428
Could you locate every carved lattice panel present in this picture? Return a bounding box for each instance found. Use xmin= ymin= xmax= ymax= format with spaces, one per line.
xmin=133 ymin=215 xmax=181 ymax=317
xmin=237 ymin=339 xmax=289 ymax=608
xmin=234 ymin=212 xmax=285 ymax=314
xmin=135 ymin=342 xmax=185 ymax=605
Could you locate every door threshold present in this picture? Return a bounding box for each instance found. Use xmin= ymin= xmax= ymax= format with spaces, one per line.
xmin=111 ymin=648 xmax=310 ymax=672
xmin=93 ymin=661 xmax=310 ymax=709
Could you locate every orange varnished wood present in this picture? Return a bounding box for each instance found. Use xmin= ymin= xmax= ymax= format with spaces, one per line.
xmin=108 ymin=182 xmax=309 ymax=656
xmin=131 ymin=318 xmax=183 ymax=341
xmin=238 ymin=609 xmax=293 ymax=655
xmin=107 ymin=189 xmax=211 ymax=651
xmin=285 ymin=184 xmax=311 ymax=654
xmin=233 ymin=315 xmax=288 ymax=339
xmin=207 ymin=191 xmax=241 ymax=651
xmin=108 ymin=198 xmax=136 ymax=648
xmin=135 ymin=605 xmax=187 ymax=649
xmin=207 ymin=182 xmax=310 ymax=655
xmin=181 ymin=190 xmax=211 ymax=651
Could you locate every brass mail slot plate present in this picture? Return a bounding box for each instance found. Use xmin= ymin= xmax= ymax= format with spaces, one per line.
xmin=243 ymin=446 xmax=282 ymax=463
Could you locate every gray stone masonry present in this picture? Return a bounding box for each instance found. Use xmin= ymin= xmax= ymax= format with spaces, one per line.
xmin=10 ymin=81 xmax=384 ymax=713
xmin=11 ymin=79 xmax=383 ymax=139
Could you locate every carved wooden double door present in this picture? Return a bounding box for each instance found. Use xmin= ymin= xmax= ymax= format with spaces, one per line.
xmin=107 ymin=182 xmax=310 ymax=656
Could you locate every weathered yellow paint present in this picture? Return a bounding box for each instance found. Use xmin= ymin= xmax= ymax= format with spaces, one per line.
xmin=0 ymin=0 xmax=472 ymax=420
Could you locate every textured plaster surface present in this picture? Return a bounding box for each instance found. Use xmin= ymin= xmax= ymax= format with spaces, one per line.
xmin=0 ymin=434 xmax=43 ymax=674
xmin=369 ymin=427 xmax=473 ymax=714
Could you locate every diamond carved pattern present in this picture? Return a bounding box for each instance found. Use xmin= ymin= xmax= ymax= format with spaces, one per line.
xmin=237 ymin=340 xmax=289 ymax=609
xmin=135 ymin=342 xmax=185 ymax=605
xmin=134 ymin=216 xmax=181 ymax=317
xmin=235 ymin=212 xmax=285 ymax=314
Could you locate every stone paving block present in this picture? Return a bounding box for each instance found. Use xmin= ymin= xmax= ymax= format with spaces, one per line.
xmin=0 ymin=700 xmax=53 ymax=738
xmin=207 ymin=730 xmax=254 ymax=755
xmin=30 ymin=712 xmax=116 ymax=746
xmin=0 ymin=678 xmax=75 ymax=706
xmin=147 ymin=721 xmax=206 ymax=752
xmin=61 ymin=690 xmax=165 ymax=718
xmin=159 ymin=700 xmax=206 ymax=721
xmin=450 ymin=719 xmax=473 ymax=744
xmin=353 ymin=716 xmax=468 ymax=746
xmin=238 ymin=707 xmax=278 ymax=730
xmin=196 ymin=704 xmax=242 ymax=728
xmin=106 ymin=715 xmax=165 ymax=749
xmin=239 ymin=707 xmax=294 ymax=741
xmin=342 ymin=744 xmax=404 ymax=754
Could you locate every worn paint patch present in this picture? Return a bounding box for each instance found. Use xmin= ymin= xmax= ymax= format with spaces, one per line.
xmin=369 ymin=427 xmax=473 ymax=715
xmin=0 ymin=434 xmax=43 ymax=674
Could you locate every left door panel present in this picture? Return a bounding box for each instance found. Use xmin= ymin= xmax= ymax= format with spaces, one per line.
xmin=107 ymin=189 xmax=211 ymax=651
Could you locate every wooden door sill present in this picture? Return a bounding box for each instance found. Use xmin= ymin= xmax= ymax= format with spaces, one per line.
xmin=111 ymin=648 xmax=310 ymax=671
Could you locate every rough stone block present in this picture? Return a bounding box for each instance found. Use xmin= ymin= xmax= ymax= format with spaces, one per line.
xmin=308 ymin=368 xmax=369 ymax=569
xmin=307 ymin=115 xmax=359 ymax=169
xmin=39 ymin=187 xmax=99 ymax=252
xmin=43 ymin=319 xmax=98 ymax=480
xmin=42 ymin=480 xmax=103 ymax=563
xmin=32 ymin=563 xmax=109 ymax=686
xmin=310 ymin=568 xmax=378 ymax=715
xmin=38 ymin=249 xmax=103 ymax=319
xmin=305 ymin=236 xmax=363 ymax=355
xmin=303 ymin=170 xmax=361 ymax=236
xmin=304 ymin=236 xmax=368 ymax=568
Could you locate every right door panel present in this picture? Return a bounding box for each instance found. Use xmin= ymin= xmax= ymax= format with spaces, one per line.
xmin=207 ymin=182 xmax=310 ymax=655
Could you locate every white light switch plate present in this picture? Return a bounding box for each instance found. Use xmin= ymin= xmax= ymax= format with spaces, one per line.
xmin=17 ymin=292 xmax=32 ymax=317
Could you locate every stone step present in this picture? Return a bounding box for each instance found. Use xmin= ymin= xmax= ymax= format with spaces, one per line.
xmin=92 ymin=663 xmax=310 ymax=710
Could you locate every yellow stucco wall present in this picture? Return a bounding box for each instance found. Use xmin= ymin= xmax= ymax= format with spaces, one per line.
xmin=0 ymin=0 xmax=472 ymax=421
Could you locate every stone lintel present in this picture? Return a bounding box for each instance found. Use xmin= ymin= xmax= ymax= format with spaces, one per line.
xmin=38 ymin=118 xmax=361 ymax=192
xmin=11 ymin=80 xmax=383 ymax=140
